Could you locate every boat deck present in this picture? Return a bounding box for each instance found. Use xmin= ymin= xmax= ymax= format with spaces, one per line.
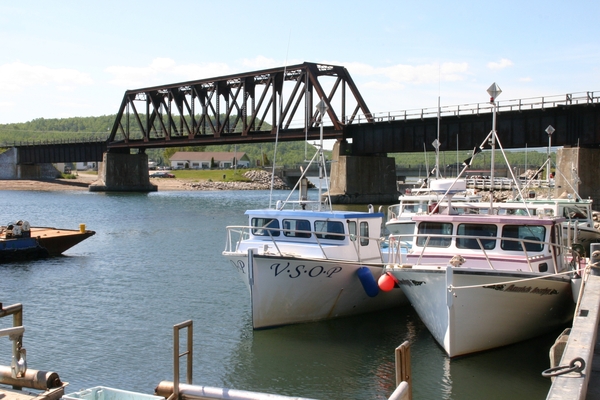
xmin=0 ymin=226 xmax=96 ymax=256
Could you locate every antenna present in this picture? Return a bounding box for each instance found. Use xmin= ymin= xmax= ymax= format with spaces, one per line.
xmin=269 ymin=34 xmax=292 ymax=209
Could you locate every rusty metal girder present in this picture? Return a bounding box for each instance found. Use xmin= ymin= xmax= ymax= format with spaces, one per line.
xmin=16 ymin=141 xmax=107 ymax=164
xmin=107 ymin=62 xmax=373 ymax=150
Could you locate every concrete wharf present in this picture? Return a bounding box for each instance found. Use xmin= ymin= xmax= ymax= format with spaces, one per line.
xmin=546 ymin=245 xmax=600 ymax=399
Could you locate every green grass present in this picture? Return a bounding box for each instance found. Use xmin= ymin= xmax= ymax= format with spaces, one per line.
xmin=170 ymin=169 xmax=252 ymax=182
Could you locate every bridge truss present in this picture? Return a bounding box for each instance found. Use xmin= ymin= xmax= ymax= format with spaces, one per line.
xmin=107 ymin=62 xmax=373 ymax=150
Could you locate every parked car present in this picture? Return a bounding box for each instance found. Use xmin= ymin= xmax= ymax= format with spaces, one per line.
xmin=150 ymin=172 xmax=175 ymax=178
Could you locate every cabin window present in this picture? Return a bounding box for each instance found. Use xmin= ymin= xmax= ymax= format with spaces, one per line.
xmin=348 ymin=221 xmax=357 ymax=241
xmin=403 ymin=203 xmax=423 ymax=214
xmin=454 ymin=206 xmax=482 ymax=215
xmin=500 ymin=208 xmax=530 ymax=216
xmin=315 ymin=220 xmax=345 ymax=240
xmin=456 ymin=224 xmax=497 ymax=250
xmin=564 ymin=205 xmax=587 ymax=220
xmin=282 ymin=219 xmax=312 ymax=238
xmin=251 ymin=218 xmax=280 ymax=237
xmin=360 ymin=221 xmax=369 ymax=246
xmin=501 ymin=225 xmax=545 ymax=252
xmin=416 ymin=222 xmax=452 ymax=247
xmin=551 ymin=224 xmax=562 ymax=256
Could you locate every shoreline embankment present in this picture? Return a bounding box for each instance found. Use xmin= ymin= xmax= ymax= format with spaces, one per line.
xmin=0 ymin=170 xmax=289 ymax=192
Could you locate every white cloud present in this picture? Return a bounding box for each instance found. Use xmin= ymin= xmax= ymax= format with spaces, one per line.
xmin=55 ymin=100 xmax=94 ymax=111
xmin=487 ymin=58 xmax=514 ymax=70
xmin=362 ymin=80 xmax=406 ymax=91
xmin=103 ymin=58 xmax=471 ymax=95
xmin=519 ymin=77 xmax=532 ymax=82
xmin=55 ymin=85 xmax=77 ymax=92
xmin=149 ymin=57 xmax=176 ymax=71
xmin=240 ymin=56 xmax=279 ymax=69
xmin=0 ymin=62 xmax=93 ymax=94
xmin=105 ymin=58 xmax=233 ymax=88
xmin=333 ymin=61 xmax=469 ymax=85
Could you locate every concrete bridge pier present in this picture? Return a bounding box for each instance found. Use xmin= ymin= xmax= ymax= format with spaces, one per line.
xmin=327 ymin=140 xmax=399 ymax=204
xmin=556 ymin=147 xmax=600 ymax=208
xmin=89 ymin=151 xmax=156 ymax=192
xmin=0 ymin=148 xmax=59 ymax=179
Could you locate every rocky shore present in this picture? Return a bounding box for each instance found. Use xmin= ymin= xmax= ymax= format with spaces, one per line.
xmin=0 ymin=170 xmax=290 ymax=191
xmin=183 ymin=170 xmax=290 ymax=191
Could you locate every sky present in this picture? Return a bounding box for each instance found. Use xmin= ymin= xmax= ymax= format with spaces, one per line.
xmin=1 ymin=1 xmax=599 ymax=126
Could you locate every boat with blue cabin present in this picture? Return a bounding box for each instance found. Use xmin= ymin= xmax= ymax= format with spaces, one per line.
xmin=222 ymin=99 xmax=406 ymax=329
xmin=223 ymin=204 xmax=407 ymax=329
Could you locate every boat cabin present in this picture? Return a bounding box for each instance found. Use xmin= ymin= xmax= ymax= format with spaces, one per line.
xmin=238 ymin=209 xmax=385 ymax=262
xmin=391 ymin=213 xmax=568 ymax=274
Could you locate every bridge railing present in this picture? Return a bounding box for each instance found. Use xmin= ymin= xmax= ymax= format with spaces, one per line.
xmin=465 ymin=177 xmax=553 ymax=191
xmin=176 ymin=90 xmax=600 ymax=132
xmin=347 ymin=90 xmax=599 ymax=125
xmin=1 ymin=137 xmax=107 ymax=148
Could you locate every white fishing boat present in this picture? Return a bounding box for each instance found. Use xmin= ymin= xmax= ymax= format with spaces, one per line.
xmin=447 ymin=196 xmax=600 ymax=257
xmin=382 ymin=87 xmax=579 ymax=357
xmin=503 ymin=126 xmax=600 ymax=256
xmin=384 ymin=210 xmax=578 ymax=358
xmin=386 ymin=178 xmax=481 ymax=238
xmin=223 ymin=206 xmax=407 ymax=329
xmin=222 ymin=100 xmax=406 ymax=329
xmin=508 ymin=195 xmax=600 ymax=257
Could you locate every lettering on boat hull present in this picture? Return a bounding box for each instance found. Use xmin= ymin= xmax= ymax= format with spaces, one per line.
xmin=483 ymin=284 xmax=559 ymax=295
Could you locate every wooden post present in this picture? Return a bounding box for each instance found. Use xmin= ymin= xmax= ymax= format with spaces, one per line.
xmin=395 ymin=341 xmax=412 ymax=400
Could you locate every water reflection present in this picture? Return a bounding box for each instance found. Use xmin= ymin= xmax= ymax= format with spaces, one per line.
xmin=222 ymin=305 xmax=418 ymax=399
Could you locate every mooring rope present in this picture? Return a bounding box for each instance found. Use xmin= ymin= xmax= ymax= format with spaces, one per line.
xmin=449 ymin=264 xmax=587 ymax=291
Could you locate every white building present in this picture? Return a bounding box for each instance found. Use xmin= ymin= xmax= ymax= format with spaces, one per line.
xmin=169 ymin=151 xmax=251 ymax=169
xmin=55 ymin=162 xmax=98 ymax=173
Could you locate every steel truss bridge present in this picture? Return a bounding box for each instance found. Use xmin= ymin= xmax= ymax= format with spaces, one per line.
xmin=7 ymin=61 xmax=600 ymax=164
xmin=106 ymin=62 xmax=370 ymax=151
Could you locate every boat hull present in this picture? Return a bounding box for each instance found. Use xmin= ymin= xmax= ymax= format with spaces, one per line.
xmin=30 ymin=227 xmax=96 ymax=256
xmin=0 ymin=237 xmax=49 ymax=261
xmin=390 ymin=266 xmax=574 ymax=357
xmin=0 ymin=227 xmax=95 ymax=262
xmin=226 ymin=252 xmax=407 ymax=329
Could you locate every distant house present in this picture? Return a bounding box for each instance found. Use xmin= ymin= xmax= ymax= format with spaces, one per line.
xmin=169 ymin=151 xmax=251 ymax=169
xmin=55 ymin=162 xmax=98 ymax=173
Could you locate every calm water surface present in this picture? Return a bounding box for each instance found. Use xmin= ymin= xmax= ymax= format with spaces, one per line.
xmin=0 ymin=189 xmax=561 ymax=399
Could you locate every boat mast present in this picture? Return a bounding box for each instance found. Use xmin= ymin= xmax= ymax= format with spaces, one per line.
xmin=436 ymin=96 xmax=440 ymax=180
xmin=316 ymin=100 xmax=328 ymax=212
xmin=546 ymin=125 xmax=555 ymax=199
xmin=487 ymin=83 xmax=502 ymax=211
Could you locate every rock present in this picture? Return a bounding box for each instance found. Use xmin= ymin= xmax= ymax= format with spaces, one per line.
xmin=183 ymin=170 xmax=290 ymax=191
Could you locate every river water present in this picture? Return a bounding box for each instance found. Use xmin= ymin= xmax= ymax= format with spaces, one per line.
xmin=0 ymin=189 xmax=564 ymax=399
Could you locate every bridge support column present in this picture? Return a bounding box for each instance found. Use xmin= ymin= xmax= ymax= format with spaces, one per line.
xmin=327 ymin=140 xmax=399 ymax=204
xmin=556 ymin=147 xmax=600 ymax=208
xmin=89 ymin=151 xmax=157 ymax=192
